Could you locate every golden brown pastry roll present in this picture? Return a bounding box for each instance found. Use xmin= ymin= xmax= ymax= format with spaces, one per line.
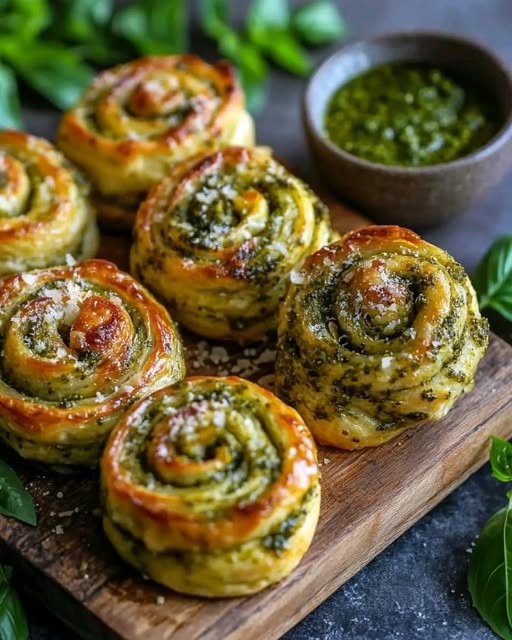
xmin=56 ymin=54 xmax=255 ymax=231
xmin=275 ymin=225 xmax=489 ymax=449
xmin=0 ymin=259 xmax=185 ymax=470
xmin=131 ymin=146 xmax=335 ymax=341
xmin=0 ymin=130 xmax=98 ymax=275
xmin=101 ymin=376 xmax=320 ymax=597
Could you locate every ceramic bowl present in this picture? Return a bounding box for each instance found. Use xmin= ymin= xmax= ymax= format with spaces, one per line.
xmin=303 ymin=31 xmax=512 ymax=227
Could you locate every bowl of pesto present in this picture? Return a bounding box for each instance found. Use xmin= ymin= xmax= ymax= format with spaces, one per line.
xmin=303 ymin=31 xmax=512 ymax=227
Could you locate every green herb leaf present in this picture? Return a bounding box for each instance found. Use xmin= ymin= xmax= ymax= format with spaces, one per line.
xmin=0 ymin=565 xmax=29 ymax=640
xmin=74 ymin=33 xmax=131 ymax=67
xmin=199 ymin=0 xmax=230 ymax=40
xmin=468 ymin=500 xmax=512 ymax=639
xmin=0 ymin=63 xmax=23 ymax=130
xmin=48 ymin=0 xmax=113 ymax=42
xmin=113 ymin=0 xmax=188 ymax=55
xmin=256 ymin=29 xmax=312 ymax=76
xmin=239 ymin=72 xmax=268 ymax=115
xmin=0 ymin=0 xmax=50 ymax=41
xmin=245 ymin=0 xmax=311 ymax=78
xmin=200 ymin=5 xmax=268 ymax=116
xmin=473 ymin=235 xmax=512 ymax=322
xmin=44 ymin=0 xmax=125 ymax=66
xmin=0 ymin=568 xmax=12 ymax=583
xmin=0 ymin=459 xmax=36 ymax=526
xmin=291 ymin=0 xmax=346 ymax=46
xmin=7 ymin=44 xmax=93 ymax=109
xmin=247 ymin=0 xmax=289 ymax=32
xmin=491 ymin=436 xmax=512 ymax=483
xmin=235 ymin=42 xmax=268 ymax=114
xmin=236 ymin=41 xmax=268 ymax=85
xmin=246 ymin=0 xmax=302 ymax=74
xmin=507 ymin=498 xmax=512 ymax=632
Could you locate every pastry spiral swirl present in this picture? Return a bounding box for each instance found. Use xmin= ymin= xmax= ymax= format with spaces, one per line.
xmin=275 ymin=226 xmax=489 ymax=449
xmin=56 ymin=54 xmax=255 ymax=231
xmin=131 ymin=146 xmax=334 ymax=341
xmin=101 ymin=376 xmax=320 ymax=597
xmin=0 ymin=130 xmax=98 ymax=275
xmin=0 ymin=259 xmax=185 ymax=469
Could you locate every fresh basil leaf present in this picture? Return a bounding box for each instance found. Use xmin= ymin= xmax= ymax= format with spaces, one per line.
xmin=247 ymin=0 xmax=289 ymax=32
xmin=468 ymin=500 xmax=512 ymax=639
xmin=0 ymin=0 xmax=50 ymax=41
xmin=473 ymin=235 xmax=512 ymax=322
xmin=0 ymin=63 xmax=23 ymax=130
xmin=44 ymin=0 xmax=124 ymax=66
xmin=74 ymin=32 xmax=131 ymax=67
xmin=237 ymin=41 xmax=267 ymax=85
xmin=0 ymin=566 xmax=29 ymax=640
xmin=256 ymin=29 xmax=312 ymax=76
xmin=48 ymin=0 xmax=113 ymax=42
xmin=239 ymin=70 xmax=268 ymax=115
xmin=216 ymin=30 xmax=239 ymax=60
xmin=215 ymin=30 xmax=265 ymax=81
xmin=236 ymin=43 xmax=268 ymax=114
xmin=491 ymin=436 xmax=512 ymax=483
xmin=291 ymin=0 xmax=346 ymax=46
xmin=245 ymin=0 xmax=311 ymax=77
xmin=113 ymin=0 xmax=188 ymax=55
xmin=212 ymin=27 xmax=268 ymax=115
xmin=8 ymin=44 xmax=93 ymax=109
xmin=0 ymin=459 xmax=36 ymax=526
xmin=507 ymin=497 xmax=512 ymax=630
xmin=199 ymin=0 xmax=230 ymax=40
xmin=0 ymin=567 xmax=12 ymax=584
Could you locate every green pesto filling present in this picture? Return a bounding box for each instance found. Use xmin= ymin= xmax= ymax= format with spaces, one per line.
xmin=165 ymin=159 xmax=329 ymax=284
xmin=277 ymin=250 xmax=488 ymax=434
xmin=262 ymin=487 xmax=315 ymax=552
xmin=119 ymin=382 xmax=284 ymax=516
xmin=85 ymin=73 xmax=220 ymax=139
xmin=106 ymin=486 xmax=315 ymax=564
xmin=0 ymin=279 xmax=149 ymax=404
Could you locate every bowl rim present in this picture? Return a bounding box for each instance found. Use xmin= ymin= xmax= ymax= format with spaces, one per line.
xmin=303 ymin=29 xmax=512 ymax=174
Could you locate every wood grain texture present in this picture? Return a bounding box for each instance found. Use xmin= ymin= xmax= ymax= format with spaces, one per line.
xmin=0 ymin=196 xmax=511 ymax=640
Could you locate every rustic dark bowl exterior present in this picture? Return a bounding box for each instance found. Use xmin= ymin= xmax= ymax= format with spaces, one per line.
xmin=303 ymin=31 xmax=512 ymax=228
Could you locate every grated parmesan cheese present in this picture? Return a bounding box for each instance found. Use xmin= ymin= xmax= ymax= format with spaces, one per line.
xmin=212 ymin=411 xmax=226 ymax=428
xmin=21 ymin=273 xmax=38 ymax=285
xmin=254 ymin=349 xmax=276 ymax=365
xmin=290 ymin=269 xmax=306 ymax=285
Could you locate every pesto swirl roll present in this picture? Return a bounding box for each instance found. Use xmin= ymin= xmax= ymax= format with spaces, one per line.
xmin=131 ymin=146 xmax=334 ymax=341
xmin=275 ymin=225 xmax=489 ymax=449
xmin=0 ymin=130 xmax=98 ymax=275
xmin=101 ymin=376 xmax=320 ymax=597
xmin=56 ymin=54 xmax=255 ymax=231
xmin=0 ymin=259 xmax=185 ymax=469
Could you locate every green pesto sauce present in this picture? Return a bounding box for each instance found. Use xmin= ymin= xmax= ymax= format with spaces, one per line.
xmin=324 ymin=62 xmax=500 ymax=166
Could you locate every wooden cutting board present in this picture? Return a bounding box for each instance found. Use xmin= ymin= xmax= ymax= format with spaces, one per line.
xmin=1 ymin=194 xmax=512 ymax=640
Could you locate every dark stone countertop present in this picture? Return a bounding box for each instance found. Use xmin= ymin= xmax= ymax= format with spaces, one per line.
xmin=24 ymin=0 xmax=512 ymax=638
